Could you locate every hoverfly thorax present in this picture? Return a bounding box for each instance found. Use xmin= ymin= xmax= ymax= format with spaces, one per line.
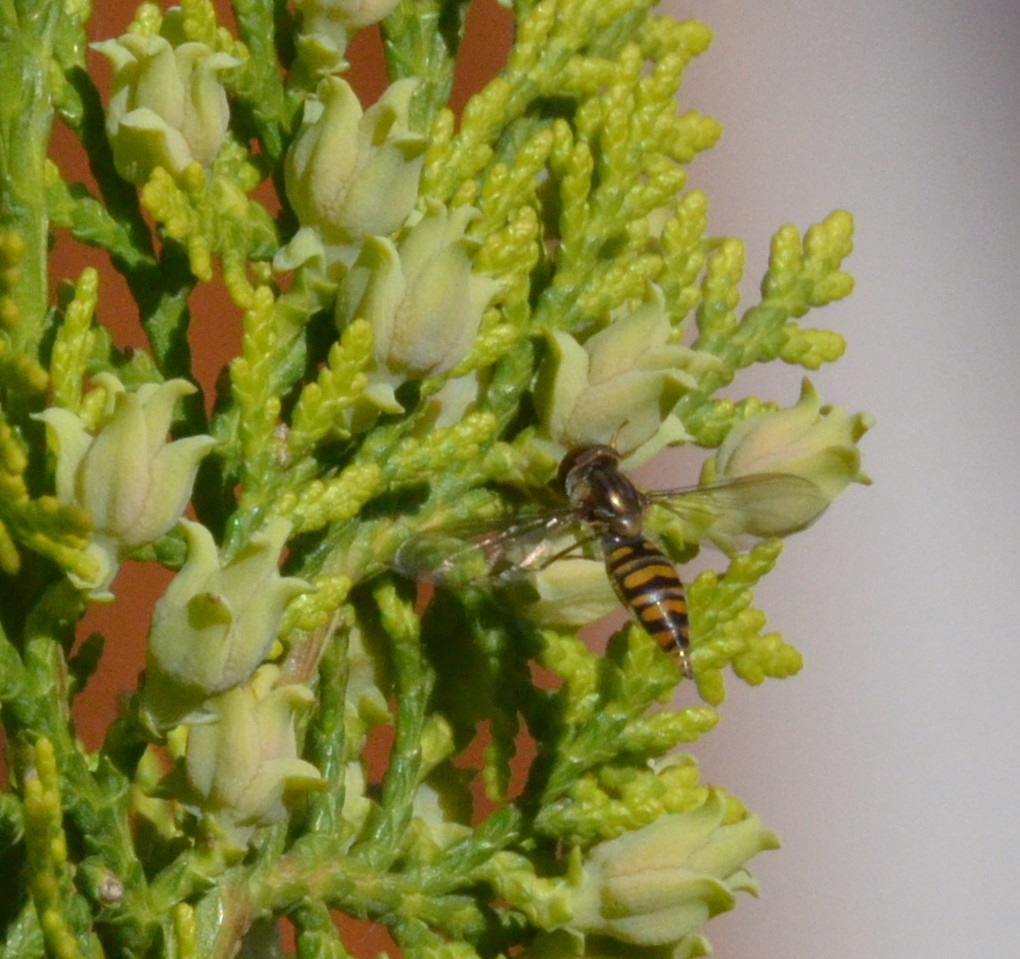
xmin=560 ymin=445 xmax=645 ymax=538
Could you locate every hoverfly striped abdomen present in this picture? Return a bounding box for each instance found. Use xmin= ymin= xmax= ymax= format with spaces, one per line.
xmin=560 ymin=445 xmax=695 ymax=677
xmin=602 ymin=533 xmax=693 ymax=679
xmin=395 ymin=443 xmax=827 ymax=682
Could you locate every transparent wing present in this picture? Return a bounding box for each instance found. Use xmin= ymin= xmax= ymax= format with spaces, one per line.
xmin=393 ymin=472 xmax=827 ymax=585
xmin=392 ymin=509 xmax=590 ymax=588
xmin=648 ymin=473 xmax=829 ymax=548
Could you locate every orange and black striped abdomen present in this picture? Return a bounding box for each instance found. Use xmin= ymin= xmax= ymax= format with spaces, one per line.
xmin=602 ymin=535 xmax=693 ymax=678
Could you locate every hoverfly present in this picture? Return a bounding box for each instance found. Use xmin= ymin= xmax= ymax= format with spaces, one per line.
xmin=393 ymin=444 xmax=827 ymax=678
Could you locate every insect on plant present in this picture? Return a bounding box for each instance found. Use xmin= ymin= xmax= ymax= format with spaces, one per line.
xmin=394 ymin=444 xmax=830 ymax=677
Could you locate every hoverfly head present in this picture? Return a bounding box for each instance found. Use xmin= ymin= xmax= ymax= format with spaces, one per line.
xmin=558 ymin=444 xmax=645 ymax=537
xmin=558 ymin=444 xmax=620 ymax=499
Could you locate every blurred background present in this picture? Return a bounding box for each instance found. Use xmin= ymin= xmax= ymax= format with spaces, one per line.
xmin=61 ymin=1 xmax=1020 ymax=956
xmin=662 ymin=1 xmax=1020 ymax=956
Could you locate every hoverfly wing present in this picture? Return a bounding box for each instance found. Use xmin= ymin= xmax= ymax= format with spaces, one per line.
xmin=392 ymin=509 xmax=584 ymax=588
xmin=391 ymin=523 xmax=496 ymax=586
xmin=649 ymin=473 xmax=829 ymax=549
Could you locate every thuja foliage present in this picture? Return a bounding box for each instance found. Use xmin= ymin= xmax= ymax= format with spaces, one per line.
xmin=0 ymin=0 xmax=870 ymax=956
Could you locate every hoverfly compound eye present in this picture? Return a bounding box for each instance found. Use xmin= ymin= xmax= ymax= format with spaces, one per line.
xmin=559 ymin=444 xmax=620 ymax=493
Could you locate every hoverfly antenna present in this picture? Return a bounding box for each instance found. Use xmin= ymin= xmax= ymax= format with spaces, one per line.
xmin=607 ymin=420 xmax=630 ymax=452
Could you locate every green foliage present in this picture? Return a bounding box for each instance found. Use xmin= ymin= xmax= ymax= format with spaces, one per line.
xmin=0 ymin=0 xmax=868 ymax=957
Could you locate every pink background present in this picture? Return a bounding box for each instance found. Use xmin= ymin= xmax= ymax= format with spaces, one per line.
xmin=655 ymin=2 xmax=1020 ymax=956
